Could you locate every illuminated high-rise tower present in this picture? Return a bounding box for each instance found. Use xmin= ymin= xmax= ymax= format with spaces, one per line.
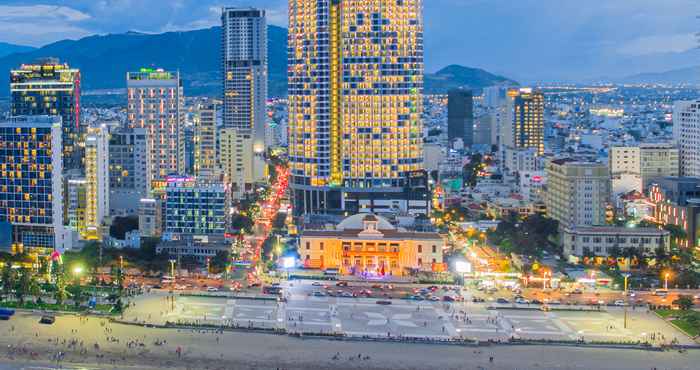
xmin=126 ymin=68 xmax=184 ymax=183
xmin=502 ymin=88 xmax=545 ymax=155
xmin=221 ymin=8 xmax=267 ymax=151
xmin=288 ymin=0 xmax=425 ymax=215
xmin=0 ymin=116 xmax=65 ymax=254
xmin=10 ymin=58 xmax=82 ymax=170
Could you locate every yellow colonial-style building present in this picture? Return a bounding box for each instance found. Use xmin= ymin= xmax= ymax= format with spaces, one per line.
xmin=300 ymin=214 xmax=445 ymax=276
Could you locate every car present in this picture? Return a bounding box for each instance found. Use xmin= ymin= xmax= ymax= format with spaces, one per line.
xmin=336 ymin=281 xmax=349 ymax=287
xmin=376 ymin=300 xmax=392 ymax=305
xmin=443 ymin=295 xmax=455 ymax=302
xmin=531 ymin=299 xmax=543 ymax=305
xmin=409 ymin=295 xmax=425 ymax=301
xmin=472 ymin=297 xmax=485 ymax=303
xmin=312 ymin=291 xmax=326 ymax=297
xmin=206 ymin=287 xmax=219 ymax=292
xmin=496 ymin=298 xmax=510 ymax=304
xmin=572 ymin=289 xmax=583 ymax=294
xmin=429 ymin=296 xmax=440 ymax=302
xmin=341 ymin=291 xmax=354 ymax=298
xmin=549 ymin=300 xmax=562 ymax=305
xmin=39 ymin=315 xmax=55 ymax=325
xmin=327 ymin=291 xmax=337 ymax=297
xmin=515 ymin=298 xmax=530 ymax=304
xmin=311 ymin=282 xmax=323 ymax=287
xmin=371 ymin=284 xmax=382 ymax=289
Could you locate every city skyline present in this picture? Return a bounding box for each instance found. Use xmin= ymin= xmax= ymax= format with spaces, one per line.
xmin=0 ymin=1 xmax=698 ymax=82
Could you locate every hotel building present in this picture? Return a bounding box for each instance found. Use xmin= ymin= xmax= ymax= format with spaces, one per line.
xmin=108 ymin=128 xmax=150 ymax=216
xmin=500 ymin=88 xmax=544 ymax=158
xmin=83 ymin=126 xmax=109 ymax=240
xmin=545 ymin=158 xmax=610 ymax=228
xmin=300 ymin=213 xmax=444 ymax=276
xmin=0 ymin=116 xmax=64 ymax=254
xmin=10 ymin=59 xmax=82 ymax=171
xmin=609 ymin=143 xmax=679 ymax=195
xmin=194 ymin=103 xmax=218 ymax=178
xmin=288 ymin=0 xmax=425 ymax=215
xmin=127 ymin=68 xmax=184 ymax=183
xmin=649 ymin=177 xmax=700 ymax=250
xmin=164 ymin=176 xmax=230 ymax=238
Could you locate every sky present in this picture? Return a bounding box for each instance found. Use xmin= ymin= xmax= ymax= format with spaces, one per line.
xmin=0 ymin=0 xmax=699 ymax=82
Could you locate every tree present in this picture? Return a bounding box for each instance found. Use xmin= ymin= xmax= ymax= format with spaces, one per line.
xmin=1 ymin=266 xmax=15 ymax=300
xmin=15 ymin=268 xmax=31 ymax=304
xmin=54 ymin=275 xmax=67 ymax=305
xmin=109 ymin=216 xmax=139 ymax=239
xmin=673 ymin=295 xmax=694 ymax=311
xmin=210 ymin=251 xmax=230 ymax=274
xmin=28 ymin=275 xmax=41 ymax=303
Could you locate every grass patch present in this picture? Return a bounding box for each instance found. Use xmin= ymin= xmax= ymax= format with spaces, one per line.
xmin=656 ymin=309 xmax=700 ymax=337
xmin=1 ymin=300 xmax=116 ymax=314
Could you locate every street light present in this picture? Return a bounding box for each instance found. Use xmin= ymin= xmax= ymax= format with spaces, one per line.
xmin=664 ymin=272 xmax=670 ymax=290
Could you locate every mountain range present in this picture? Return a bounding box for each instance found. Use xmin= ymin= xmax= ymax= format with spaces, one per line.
xmin=0 ymin=26 xmax=515 ymax=97
xmin=0 ymin=42 xmax=34 ymax=58
xmin=618 ymin=65 xmax=700 ymax=85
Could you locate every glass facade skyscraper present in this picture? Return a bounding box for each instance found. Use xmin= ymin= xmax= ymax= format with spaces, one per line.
xmin=447 ymin=89 xmax=474 ymax=147
xmin=10 ymin=58 xmax=82 ymax=171
xmin=0 ymin=116 xmax=64 ymax=254
xmin=288 ymin=0 xmax=425 ymax=215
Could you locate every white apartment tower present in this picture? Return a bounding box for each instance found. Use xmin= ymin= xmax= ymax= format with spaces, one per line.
xmin=673 ymin=100 xmax=700 ymax=177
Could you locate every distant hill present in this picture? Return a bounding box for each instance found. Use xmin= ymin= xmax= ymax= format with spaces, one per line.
xmin=425 ymin=65 xmax=518 ymax=94
xmin=0 ymin=26 xmax=288 ymax=97
xmin=0 ymin=29 xmax=515 ymax=97
xmin=618 ymin=65 xmax=700 ymax=85
xmin=0 ymin=42 xmax=35 ymax=58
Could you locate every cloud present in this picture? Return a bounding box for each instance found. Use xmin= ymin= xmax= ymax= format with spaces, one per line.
xmin=0 ymin=5 xmax=90 ymax=22
xmin=0 ymin=4 xmax=92 ymax=46
xmin=618 ymin=33 xmax=698 ymax=56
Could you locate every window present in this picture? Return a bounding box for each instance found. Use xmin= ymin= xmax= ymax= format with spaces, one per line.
xmin=320 ymin=242 xmax=324 ymax=251
xmin=305 ymin=255 xmax=310 ymax=260
xmin=432 ymin=258 xmax=436 ymax=263
xmin=418 ymin=245 xmax=422 ymax=253
xmin=432 ymin=245 xmax=437 ymax=253
xmin=305 ymin=242 xmax=310 ymax=250
xmin=418 ymin=258 xmax=422 ymax=265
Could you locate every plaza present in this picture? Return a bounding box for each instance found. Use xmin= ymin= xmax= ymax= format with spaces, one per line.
xmin=125 ymin=283 xmax=695 ymax=347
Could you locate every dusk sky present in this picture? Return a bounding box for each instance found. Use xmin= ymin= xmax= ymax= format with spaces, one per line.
xmin=0 ymin=0 xmax=699 ymax=81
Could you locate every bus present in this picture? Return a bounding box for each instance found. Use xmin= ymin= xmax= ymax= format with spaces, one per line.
xmin=653 ymin=289 xmax=669 ymax=296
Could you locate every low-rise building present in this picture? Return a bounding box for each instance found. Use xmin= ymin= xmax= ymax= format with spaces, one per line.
xmin=300 ymin=213 xmax=445 ymax=276
xmin=156 ymin=235 xmax=232 ymax=263
xmin=562 ymin=226 xmax=670 ymax=259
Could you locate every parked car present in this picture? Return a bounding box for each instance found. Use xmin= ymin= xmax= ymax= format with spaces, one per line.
xmin=336 ymin=281 xmax=349 ymax=287
xmin=376 ymin=300 xmax=392 ymax=305
xmin=206 ymin=287 xmax=219 ymax=292
xmin=39 ymin=315 xmax=55 ymax=325
xmin=515 ymin=298 xmax=530 ymax=304
xmin=496 ymin=298 xmax=510 ymax=304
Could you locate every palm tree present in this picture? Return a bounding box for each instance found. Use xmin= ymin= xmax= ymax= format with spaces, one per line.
xmin=15 ymin=268 xmax=31 ymax=304
xmin=28 ymin=275 xmax=41 ymax=303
